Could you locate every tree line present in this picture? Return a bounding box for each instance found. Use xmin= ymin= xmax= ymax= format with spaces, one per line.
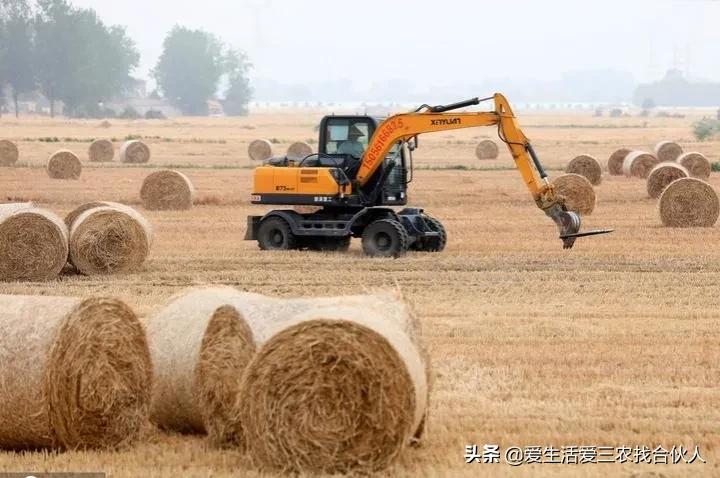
xmin=0 ymin=0 xmax=252 ymax=118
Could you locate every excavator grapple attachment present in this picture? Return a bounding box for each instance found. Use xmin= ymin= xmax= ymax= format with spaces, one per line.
xmin=544 ymin=203 xmax=613 ymax=249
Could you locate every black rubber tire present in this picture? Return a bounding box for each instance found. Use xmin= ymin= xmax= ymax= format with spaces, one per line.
xmin=302 ymin=236 xmax=351 ymax=252
xmin=422 ymin=215 xmax=447 ymax=252
xmin=361 ymin=218 xmax=409 ymax=258
xmin=257 ymin=217 xmax=297 ymax=250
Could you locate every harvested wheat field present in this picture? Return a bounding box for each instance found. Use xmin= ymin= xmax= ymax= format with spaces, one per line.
xmin=0 ymin=111 xmax=718 ymax=477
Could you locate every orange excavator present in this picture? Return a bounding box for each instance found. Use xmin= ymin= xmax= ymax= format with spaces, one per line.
xmin=245 ymin=93 xmax=612 ymax=256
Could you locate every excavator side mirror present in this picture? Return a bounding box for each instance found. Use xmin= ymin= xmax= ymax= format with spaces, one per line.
xmin=408 ymin=135 xmax=419 ymax=151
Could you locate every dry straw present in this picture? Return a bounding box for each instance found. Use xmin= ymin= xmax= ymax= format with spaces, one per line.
xmin=238 ymin=300 xmax=428 ymax=475
xmin=646 ymin=163 xmax=688 ymax=199
xmin=140 ymin=170 xmax=195 ymax=210
xmin=677 ymin=152 xmax=711 ymax=180
xmin=248 ymin=139 xmax=273 ymax=161
xmin=655 ymin=140 xmax=683 ymax=163
xmin=287 ymin=141 xmax=313 ymax=160
xmin=623 ymin=151 xmax=659 ymax=178
xmin=0 ymin=294 xmax=152 ymax=450
xmin=475 ymin=139 xmax=499 ymax=160
xmin=0 ymin=204 xmax=68 ymax=281
xmin=659 ymin=177 xmax=719 ymax=227
xmin=47 ymin=150 xmax=81 ymax=180
xmin=553 ymin=173 xmax=596 ymax=215
xmin=69 ymin=204 xmax=152 ymax=275
xmin=0 ymin=139 xmax=19 ymax=166
xmin=64 ymin=201 xmax=117 ymax=229
xmin=607 ymin=148 xmax=631 ymax=176
xmin=88 ymin=139 xmax=114 ymax=162
xmin=566 ymin=154 xmax=602 ymax=185
xmin=120 ymin=140 xmax=151 ymax=164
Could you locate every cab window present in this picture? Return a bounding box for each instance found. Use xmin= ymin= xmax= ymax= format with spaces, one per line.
xmin=325 ymin=118 xmax=372 ymax=158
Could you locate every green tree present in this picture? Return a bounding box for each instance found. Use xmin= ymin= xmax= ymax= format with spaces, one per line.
xmin=153 ymin=26 xmax=225 ymax=115
xmin=222 ymin=48 xmax=252 ymax=116
xmin=34 ymin=0 xmax=139 ymax=117
xmin=1 ymin=0 xmax=35 ymax=117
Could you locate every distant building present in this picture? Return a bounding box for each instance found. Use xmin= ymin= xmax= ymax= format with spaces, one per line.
xmin=634 ymin=69 xmax=720 ymax=107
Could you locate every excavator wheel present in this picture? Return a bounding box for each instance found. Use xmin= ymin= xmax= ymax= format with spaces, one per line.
xmin=302 ymin=236 xmax=351 ymax=252
xmin=415 ymin=215 xmax=447 ymax=252
xmin=257 ymin=217 xmax=297 ymax=251
xmin=362 ymin=218 xmax=409 ymax=258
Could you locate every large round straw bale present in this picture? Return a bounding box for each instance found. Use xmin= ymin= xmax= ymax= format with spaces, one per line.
xmin=676 ymin=152 xmax=711 ymax=180
xmin=552 ymin=173 xmax=596 ymax=215
xmin=248 ymin=139 xmax=273 ymax=161
xmin=607 ymin=148 xmax=631 ymax=176
xmin=658 ymin=177 xmax=719 ymax=227
xmin=646 ymin=163 xmax=688 ymax=199
xmin=69 ymin=204 xmax=152 ymax=275
xmin=88 ymin=139 xmax=114 ymax=162
xmin=566 ymin=154 xmax=602 ymax=185
xmin=47 ymin=150 xmax=81 ymax=180
xmin=238 ymin=304 xmax=428 ymax=474
xmin=119 ymin=140 xmax=151 ymax=164
xmin=0 ymin=205 xmax=68 ymax=281
xmin=64 ymin=201 xmax=119 ymax=229
xmin=287 ymin=141 xmax=313 ymax=160
xmin=475 ymin=139 xmax=499 ymax=160
xmin=140 ymin=170 xmax=195 ymax=211
xmin=623 ymin=151 xmax=659 ymax=178
xmin=655 ymin=140 xmax=683 ymax=163
xmin=0 ymin=294 xmax=152 ymax=450
xmin=0 ymin=139 xmax=19 ymax=166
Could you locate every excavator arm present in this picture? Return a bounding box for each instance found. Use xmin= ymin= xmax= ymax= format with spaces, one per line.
xmin=356 ymin=93 xmax=610 ymax=248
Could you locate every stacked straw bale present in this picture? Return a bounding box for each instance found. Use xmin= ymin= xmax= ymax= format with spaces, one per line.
xmin=140 ymin=170 xmax=195 ymax=210
xmin=655 ymin=141 xmax=683 ymax=163
xmin=658 ymin=178 xmax=719 ymax=227
xmin=120 ymin=140 xmax=151 ymax=164
xmin=623 ymin=151 xmax=660 ymax=179
xmin=552 ymin=174 xmax=596 ymax=215
xmin=68 ymin=203 xmax=152 ymax=275
xmin=88 ymin=139 xmax=114 ymax=162
xmin=0 ymin=140 xmax=19 ymax=166
xmin=646 ymin=163 xmax=688 ymax=199
xmin=248 ymin=139 xmax=273 ymax=161
xmin=238 ymin=302 xmax=428 ymax=474
xmin=677 ymin=152 xmax=711 ymax=180
xmin=47 ymin=150 xmax=81 ymax=180
xmin=286 ymin=141 xmax=313 ymax=160
xmin=0 ymin=204 xmax=68 ymax=281
xmin=566 ymin=154 xmax=602 ymax=185
xmin=607 ymin=148 xmax=631 ymax=176
xmin=0 ymin=294 xmax=152 ymax=450
xmin=475 ymin=140 xmax=499 ymax=160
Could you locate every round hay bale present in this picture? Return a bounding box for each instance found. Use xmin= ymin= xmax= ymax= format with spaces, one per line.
xmin=238 ymin=304 xmax=427 ymax=474
xmin=646 ymin=163 xmax=688 ymax=199
xmin=140 ymin=170 xmax=195 ymax=211
xmin=47 ymin=150 xmax=81 ymax=180
xmin=658 ymin=177 xmax=719 ymax=227
xmin=607 ymin=148 xmax=631 ymax=176
xmin=88 ymin=139 xmax=114 ymax=162
xmin=0 ymin=205 xmax=68 ymax=281
xmin=0 ymin=139 xmax=19 ymax=166
xmin=475 ymin=139 xmax=499 ymax=160
xmin=552 ymin=173 xmax=596 ymax=215
xmin=286 ymin=141 xmax=313 ymax=160
xmin=677 ymin=152 xmax=711 ymax=180
xmin=0 ymin=294 xmax=151 ymax=450
xmin=655 ymin=140 xmax=684 ymax=163
xmin=64 ymin=201 xmax=118 ymax=229
xmin=69 ymin=204 xmax=152 ymax=275
xmin=623 ymin=151 xmax=659 ymax=178
xmin=248 ymin=139 xmax=273 ymax=161
xmin=566 ymin=154 xmax=602 ymax=185
xmin=119 ymin=140 xmax=151 ymax=164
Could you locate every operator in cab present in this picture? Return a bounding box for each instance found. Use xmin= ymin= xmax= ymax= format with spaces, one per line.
xmin=337 ymin=124 xmax=366 ymax=158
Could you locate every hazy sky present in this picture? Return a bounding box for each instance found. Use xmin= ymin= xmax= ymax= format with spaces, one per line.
xmin=72 ymin=0 xmax=720 ymax=90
